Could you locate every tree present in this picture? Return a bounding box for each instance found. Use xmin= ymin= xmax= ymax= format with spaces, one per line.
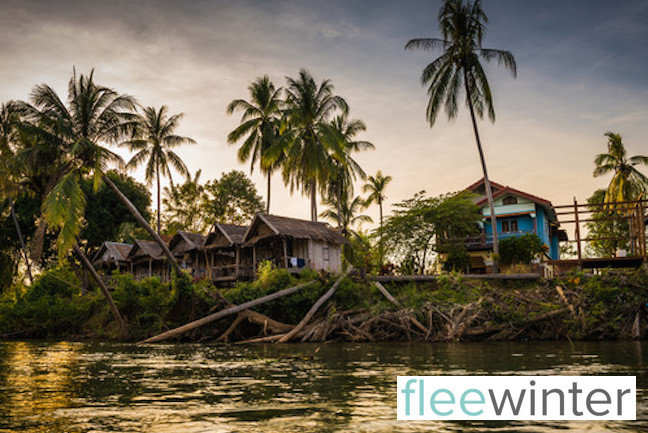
xmin=124 ymin=105 xmax=194 ymax=235
xmin=81 ymin=170 xmax=151 ymax=251
xmin=405 ymin=0 xmax=517 ymax=268
xmin=379 ymin=191 xmax=480 ymax=274
xmin=162 ymin=170 xmax=208 ymax=235
xmin=593 ymin=132 xmax=648 ymax=206
xmin=320 ymin=194 xmax=372 ymax=237
xmin=282 ymin=69 xmax=347 ymax=221
xmin=363 ymin=171 xmax=392 ymax=229
xmin=227 ymin=76 xmax=284 ymax=213
xmin=203 ymin=170 xmax=264 ymax=226
xmin=585 ymin=189 xmax=629 ymax=258
xmin=16 ymin=69 xmax=181 ymax=275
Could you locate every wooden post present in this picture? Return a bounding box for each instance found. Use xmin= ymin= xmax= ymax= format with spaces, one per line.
xmin=252 ymin=245 xmax=257 ymax=280
xmin=639 ymin=200 xmax=646 ymax=257
xmin=235 ymin=246 xmax=240 ymax=278
xmin=148 ymin=258 xmax=152 ymax=277
xmin=282 ymin=238 xmax=288 ymax=269
xmin=573 ymin=197 xmax=582 ymax=265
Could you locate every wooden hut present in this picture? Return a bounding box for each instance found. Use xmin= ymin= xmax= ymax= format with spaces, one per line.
xmin=127 ymin=239 xmax=171 ymax=282
xmin=203 ymin=223 xmax=252 ymax=282
xmin=168 ymin=230 xmax=207 ymax=278
xmin=243 ymin=214 xmax=346 ymax=276
xmin=91 ymin=241 xmax=132 ymax=274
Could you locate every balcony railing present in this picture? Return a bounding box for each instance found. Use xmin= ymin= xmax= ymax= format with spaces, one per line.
xmin=458 ymin=229 xmax=536 ymax=249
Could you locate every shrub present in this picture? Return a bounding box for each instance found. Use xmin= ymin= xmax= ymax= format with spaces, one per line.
xmin=441 ymin=243 xmax=470 ymax=273
xmin=499 ymin=234 xmax=545 ymax=265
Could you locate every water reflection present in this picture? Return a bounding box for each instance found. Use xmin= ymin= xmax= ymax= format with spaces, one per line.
xmin=0 ymin=341 xmax=645 ymax=432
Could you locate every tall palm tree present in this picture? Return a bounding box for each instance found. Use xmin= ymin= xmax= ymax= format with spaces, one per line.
xmin=124 ymin=106 xmax=194 ymax=235
xmin=0 ymin=103 xmax=34 ymax=283
xmin=283 ymin=69 xmax=347 ymax=221
xmin=16 ymin=70 xmax=182 ymax=275
xmin=363 ymin=171 xmax=392 ymax=229
xmin=405 ymin=0 xmax=516 ymax=264
xmin=594 ymin=132 xmax=648 ymax=206
xmin=227 ymin=76 xmax=284 ymax=214
xmin=324 ymin=113 xmax=374 ymax=227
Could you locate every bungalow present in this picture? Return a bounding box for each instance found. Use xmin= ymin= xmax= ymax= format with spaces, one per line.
xmin=203 ymin=223 xmax=252 ymax=283
xmin=242 ymin=213 xmax=346 ymax=276
xmin=452 ymin=178 xmax=567 ymax=273
xmin=92 ymin=241 xmax=132 ymax=274
xmin=168 ymin=230 xmax=207 ymax=279
xmin=127 ymin=239 xmax=171 ymax=282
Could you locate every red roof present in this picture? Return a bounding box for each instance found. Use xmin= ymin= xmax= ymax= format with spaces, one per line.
xmin=466 ymin=178 xmax=553 ymax=208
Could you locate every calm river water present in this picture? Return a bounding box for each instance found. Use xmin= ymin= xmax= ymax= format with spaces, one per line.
xmin=0 ymin=341 xmax=645 ymax=432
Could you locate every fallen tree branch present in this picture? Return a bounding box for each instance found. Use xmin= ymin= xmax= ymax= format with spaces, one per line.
xmin=464 ymin=307 xmax=569 ymax=337
xmin=140 ymin=280 xmax=316 ymax=343
xmin=374 ymin=281 xmax=430 ymax=335
xmin=278 ymin=268 xmax=354 ymax=343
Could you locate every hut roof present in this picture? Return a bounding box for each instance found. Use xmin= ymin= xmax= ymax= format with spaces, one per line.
xmin=204 ymin=223 xmax=247 ymax=249
xmin=92 ymin=241 xmax=132 ymax=266
xmin=127 ymin=239 xmax=165 ymax=260
xmin=243 ymin=213 xmax=346 ymax=245
xmin=169 ymin=230 xmax=206 ymax=255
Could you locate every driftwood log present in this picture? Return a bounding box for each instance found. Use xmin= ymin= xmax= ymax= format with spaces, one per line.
xmin=277 ymin=268 xmax=354 ymax=343
xmin=140 ymin=280 xmax=316 ymax=343
xmin=373 ymin=281 xmax=430 ymax=335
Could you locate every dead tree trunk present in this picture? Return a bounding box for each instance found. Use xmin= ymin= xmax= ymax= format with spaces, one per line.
xmin=374 ymin=281 xmax=429 ymax=335
xmin=141 ymin=280 xmax=316 ymax=343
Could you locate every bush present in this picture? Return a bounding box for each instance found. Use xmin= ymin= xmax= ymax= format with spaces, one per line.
xmin=499 ymin=234 xmax=545 ymax=265
xmin=442 ymin=243 xmax=470 ymax=273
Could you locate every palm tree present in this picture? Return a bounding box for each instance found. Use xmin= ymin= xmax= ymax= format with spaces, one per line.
xmin=124 ymin=106 xmax=194 ymax=235
xmin=16 ymin=69 xmax=182 ymax=275
xmin=324 ymin=113 xmax=374 ymax=227
xmin=594 ymin=132 xmax=648 ymax=205
xmin=227 ymin=76 xmax=284 ymax=213
xmin=405 ymin=0 xmax=516 ymax=264
xmin=321 ymin=194 xmax=372 ymax=237
xmin=282 ymin=69 xmax=347 ymax=221
xmin=363 ymin=171 xmax=392 ymax=229
xmin=0 ymin=103 xmax=34 ymax=283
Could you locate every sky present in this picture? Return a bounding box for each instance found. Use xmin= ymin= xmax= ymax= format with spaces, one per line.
xmin=1 ymin=0 xmax=647 ymax=228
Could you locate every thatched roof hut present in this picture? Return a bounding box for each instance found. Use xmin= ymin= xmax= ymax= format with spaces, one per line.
xmin=168 ymin=230 xmax=207 ymax=256
xmin=92 ymin=241 xmax=132 ymax=270
xmin=204 ymin=223 xmax=247 ymax=249
xmin=243 ymin=214 xmax=346 ymax=245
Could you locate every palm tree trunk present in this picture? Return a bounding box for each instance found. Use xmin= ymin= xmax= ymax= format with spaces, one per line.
xmin=464 ymin=71 xmax=499 ymax=271
xmin=266 ymin=171 xmax=271 ymax=214
xmin=10 ymin=200 xmax=33 ymax=284
xmin=310 ymin=180 xmax=317 ymax=222
xmin=378 ymin=197 xmax=384 ymax=267
xmin=102 ymin=173 xmax=182 ymax=274
xmin=73 ymin=243 xmax=128 ymax=339
xmin=156 ymin=164 xmax=161 ymax=235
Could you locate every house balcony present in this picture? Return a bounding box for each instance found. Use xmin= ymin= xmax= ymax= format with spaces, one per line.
xmin=461 ymin=229 xmax=536 ymax=251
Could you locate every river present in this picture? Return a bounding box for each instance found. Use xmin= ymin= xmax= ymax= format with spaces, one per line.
xmin=0 ymin=341 xmax=645 ymax=432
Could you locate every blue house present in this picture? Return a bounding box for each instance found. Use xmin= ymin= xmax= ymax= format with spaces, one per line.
xmin=460 ymin=178 xmax=567 ymax=273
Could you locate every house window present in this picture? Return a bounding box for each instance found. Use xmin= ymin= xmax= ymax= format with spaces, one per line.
xmin=323 ymin=245 xmax=330 ymax=261
xmin=501 ymin=219 xmax=518 ymax=233
xmin=510 ymin=219 xmax=518 ymax=232
xmin=502 ymin=196 xmax=518 ymax=205
xmin=502 ymin=220 xmax=509 ymax=232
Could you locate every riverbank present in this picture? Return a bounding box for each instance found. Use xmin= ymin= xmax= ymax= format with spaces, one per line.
xmin=1 ymin=266 xmax=646 ymax=342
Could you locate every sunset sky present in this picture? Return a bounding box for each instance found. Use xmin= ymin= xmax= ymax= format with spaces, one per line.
xmin=1 ymin=0 xmax=647 ymax=226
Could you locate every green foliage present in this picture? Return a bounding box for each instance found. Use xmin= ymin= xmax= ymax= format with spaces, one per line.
xmin=442 ymin=243 xmax=470 ymax=272
xmin=162 ymin=170 xmax=208 ymax=235
xmin=82 ymin=170 xmax=151 ymax=249
xmin=203 ymin=170 xmax=265 ymax=225
xmin=499 ymin=234 xmax=544 ymax=265
xmin=0 ymin=252 xmax=15 ymax=293
xmin=0 ymin=267 xmax=96 ymax=337
xmin=585 ymin=189 xmax=629 ymax=258
xmin=380 ymin=191 xmax=480 ymax=274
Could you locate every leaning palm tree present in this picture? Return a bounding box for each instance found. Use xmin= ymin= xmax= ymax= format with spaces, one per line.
xmin=227 ymin=76 xmax=284 ymax=213
xmin=0 ymin=103 xmax=34 ymax=283
xmin=594 ymin=132 xmax=648 ymax=206
xmin=16 ymin=69 xmax=182 ymax=275
xmin=124 ymin=106 xmax=194 ymax=235
xmin=282 ymin=69 xmax=347 ymax=221
xmin=363 ymin=171 xmax=392 ymax=229
xmin=405 ymin=0 xmax=516 ymax=264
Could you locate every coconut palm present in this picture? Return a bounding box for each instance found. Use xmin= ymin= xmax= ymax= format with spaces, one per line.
xmin=363 ymin=171 xmax=392 ymax=229
xmin=16 ymin=70 xmax=181 ymax=276
xmin=594 ymin=132 xmax=648 ymax=206
xmin=0 ymin=103 xmax=34 ymax=283
xmin=124 ymin=105 xmax=194 ymax=235
xmin=324 ymin=113 xmax=374 ymax=227
xmin=405 ymin=0 xmax=516 ymax=264
xmin=282 ymin=69 xmax=347 ymax=221
xmin=227 ymin=76 xmax=284 ymax=213
xmin=321 ymin=194 xmax=372 ymax=237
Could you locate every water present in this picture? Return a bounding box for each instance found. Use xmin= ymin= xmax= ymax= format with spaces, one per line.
xmin=0 ymin=341 xmax=645 ymax=432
